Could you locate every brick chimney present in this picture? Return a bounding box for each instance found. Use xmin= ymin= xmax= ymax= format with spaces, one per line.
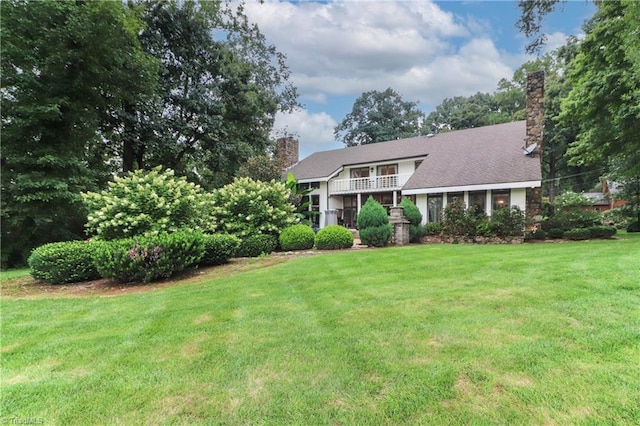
xmin=525 ymin=70 xmax=544 ymax=162
xmin=525 ymin=70 xmax=544 ymax=229
xmin=275 ymin=136 xmax=299 ymax=170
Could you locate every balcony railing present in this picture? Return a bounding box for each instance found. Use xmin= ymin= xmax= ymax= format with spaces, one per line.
xmin=330 ymin=173 xmax=412 ymax=194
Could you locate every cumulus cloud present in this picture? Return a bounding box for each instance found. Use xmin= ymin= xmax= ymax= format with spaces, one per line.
xmin=273 ymin=109 xmax=340 ymax=159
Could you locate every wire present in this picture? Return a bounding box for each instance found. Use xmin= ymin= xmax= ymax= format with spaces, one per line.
xmin=541 ymin=168 xmax=607 ymax=183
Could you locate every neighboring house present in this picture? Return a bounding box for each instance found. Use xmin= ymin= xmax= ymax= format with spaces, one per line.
xmin=582 ymin=192 xmax=611 ymax=212
xmin=287 ymin=120 xmax=542 ymax=228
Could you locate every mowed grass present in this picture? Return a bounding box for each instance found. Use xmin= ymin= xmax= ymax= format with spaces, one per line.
xmin=2 ymin=235 xmax=639 ymax=424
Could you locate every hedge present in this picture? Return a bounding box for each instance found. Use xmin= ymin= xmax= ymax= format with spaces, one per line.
xmin=315 ymin=225 xmax=354 ymax=250
xmin=279 ymin=225 xmax=315 ymax=251
xmin=28 ymin=241 xmax=102 ymax=284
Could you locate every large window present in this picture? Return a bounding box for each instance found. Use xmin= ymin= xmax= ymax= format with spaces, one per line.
xmin=447 ymin=192 xmax=464 ymax=205
xmin=427 ymin=194 xmax=443 ymax=223
xmin=492 ymin=189 xmax=510 ymax=211
xmin=342 ymin=196 xmax=358 ymax=228
xmin=350 ymin=167 xmax=369 ymax=178
xmin=377 ymin=164 xmax=397 ymax=176
xmin=469 ymin=191 xmax=486 ymax=216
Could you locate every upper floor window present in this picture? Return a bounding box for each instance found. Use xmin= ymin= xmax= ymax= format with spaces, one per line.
xmin=377 ymin=164 xmax=397 ymax=176
xmin=350 ymin=167 xmax=369 ymax=178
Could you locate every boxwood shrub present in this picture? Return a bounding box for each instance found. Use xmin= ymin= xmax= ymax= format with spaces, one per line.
xmin=28 ymin=241 xmax=102 ymax=284
xmin=400 ymin=198 xmax=424 ymax=242
xmin=315 ymin=225 xmax=354 ymax=250
xmin=236 ymin=234 xmax=278 ymax=258
xmin=563 ymin=228 xmax=591 ymax=240
xmin=200 ymin=234 xmax=241 ymax=266
xmin=279 ymin=225 xmax=315 ymax=251
xmin=93 ymin=231 xmax=206 ymax=283
xmin=627 ymin=221 xmax=640 ymax=233
xmin=588 ymin=226 xmax=617 ymax=239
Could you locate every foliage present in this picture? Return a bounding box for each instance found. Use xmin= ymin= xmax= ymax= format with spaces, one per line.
xmin=442 ymin=201 xmax=477 ymax=237
xmin=561 ymin=1 xmax=640 ymax=179
xmin=542 ymin=191 xmax=601 ymax=233
xmin=588 ymin=226 xmax=616 ymax=239
xmin=200 ymin=234 xmax=240 ymax=266
xmin=123 ymin=0 xmax=299 ymax=184
xmin=27 ymin=241 xmax=102 ymax=285
xmin=424 ymin=222 xmax=443 ymax=236
xmin=0 ymin=0 xmax=157 ymax=268
xmin=610 ymin=173 xmax=640 ymax=225
xmin=315 ymin=225 xmax=354 ymax=250
xmin=279 ymin=225 xmax=315 ymax=251
xmin=527 ymin=229 xmax=547 ymax=240
xmin=627 ymin=221 xmax=640 ymax=233
xmin=334 ymin=88 xmax=425 ymax=146
xmin=236 ymin=234 xmax=278 ymax=258
xmin=236 ymin=156 xmax=283 ymax=182
xmin=489 ymin=206 xmax=526 ymax=237
xmin=357 ymin=197 xmax=392 ymax=247
xmin=93 ymin=231 xmax=205 ymax=283
xmin=83 ymin=167 xmax=211 ymax=240
xmin=284 ymin=173 xmax=316 ymax=224
xmin=400 ymin=198 xmax=423 ymax=243
xmin=563 ymin=228 xmax=591 ymax=241
xmin=209 ymin=177 xmax=297 ymax=238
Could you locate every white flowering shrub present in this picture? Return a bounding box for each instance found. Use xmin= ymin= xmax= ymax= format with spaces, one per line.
xmin=82 ymin=167 xmax=212 ymax=240
xmin=209 ymin=177 xmax=298 ymax=238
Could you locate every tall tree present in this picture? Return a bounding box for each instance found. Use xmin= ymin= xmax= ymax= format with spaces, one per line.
xmin=120 ymin=0 xmax=299 ymax=187
xmin=562 ymin=1 xmax=640 ymax=178
xmin=334 ymin=88 xmax=425 ymax=146
xmin=1 ymin=0 xmax=156 ymax=267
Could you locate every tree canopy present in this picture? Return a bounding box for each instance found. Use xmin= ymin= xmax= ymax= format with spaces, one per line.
xmin=334 ymin=88 xmax=425 ymax=147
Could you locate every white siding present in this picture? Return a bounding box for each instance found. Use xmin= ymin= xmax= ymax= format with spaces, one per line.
xmin=416 ymin=194 xmax=428 ymax=225
xmin=511 ymin=188 xmax=527 ymax=210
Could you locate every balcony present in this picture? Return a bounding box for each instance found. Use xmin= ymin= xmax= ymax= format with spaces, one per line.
xmin=329 ymin=173 xmax=412 ymax=195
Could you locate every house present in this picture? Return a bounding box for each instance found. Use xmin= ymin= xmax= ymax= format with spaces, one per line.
xmin=284 ymin=71 xmax=545 ymax=229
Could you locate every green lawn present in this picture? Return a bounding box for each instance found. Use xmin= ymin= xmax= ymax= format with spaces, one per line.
xmin=2 ymin=235 xmax=639 ymax=424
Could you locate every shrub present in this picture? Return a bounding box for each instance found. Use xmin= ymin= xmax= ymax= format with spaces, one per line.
xmin=315 ymin=225 xmax=354 ymax=250
xmin=93 ymin=231 xmax=205 ymax=283
xmin=547 ymin=228 xmax=565 ymax=239
xmin=489 ymin=206 xmax=525 ymax=237
xmin=400 ymin=198 xmax=424 ymax=243
xmin=83 ymin=167 xmax=211 ymax=240
xmin=279 ymin=225 xmax=315 ymax=251
xmin=442 ymin=200 xmax=476 ymax=236
xmin=475 ymin=218 xmax=495 ymax=237
xmin=28 ymin=241 xmax=102 ymax=284
xmin=200 ymin=234 xmax=241 ymax=266
xmin=209 ymin=177 xmax=298 ymax=239
xmin=627 ymin=221 xmax=640 ymax=233
xmin=424 ymin=222 xmax=443 ymax=235
xmin=236 ymin=234 xmax=278 ymax=258
xmin=588 ymin=226 xmax=617 ymax=239
xmin=357 ymin=197 xmax=392 ymax=247
xmin=530 ymin=229 xmax=547 ymax=240
xmin=563 ymin=228 xmax=591 ymax=241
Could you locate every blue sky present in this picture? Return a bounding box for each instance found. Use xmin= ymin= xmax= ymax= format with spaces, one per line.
xmin=243 ymin=0 xmax=596 ymax=159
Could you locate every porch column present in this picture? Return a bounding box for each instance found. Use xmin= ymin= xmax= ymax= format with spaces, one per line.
xmin=357 ymin=193 xmax=362 ymax=213
xmin=393 ymin=191 xmax=398 ymax=207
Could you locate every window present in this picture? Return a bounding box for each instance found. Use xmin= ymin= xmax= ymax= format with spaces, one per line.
xmin=310 ymin=194 xmax=320 ymax=227
xmin=468 ymin=191 xmax=486 ymax=216
xmin=350 ymin=167 xmax=369 ymax=178
xmin=342 ymin=196 xmax=358 ymax=228
xmin=427 ymin=194 xmax=443 ymax=223
xmin=378 ymin=164 xmax=397 ymax=176
xmin=447 ymin=192 xmax=464 ymax=205
xmin=492 ymin=189 xmax=510 ymax=211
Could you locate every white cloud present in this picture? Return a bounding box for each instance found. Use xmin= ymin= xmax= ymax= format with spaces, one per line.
xmin=273 ymin=109 xmax=340 ymax=159
xmin=245 ymin=0 xmax=519 ymax=109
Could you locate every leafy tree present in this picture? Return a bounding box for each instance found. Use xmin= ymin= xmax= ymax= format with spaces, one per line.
xmin=562 ymin=1 xmax=640 ymax=179
xmin=121 ymin=0 xmax=298 ymax=186
xmin=1 ymin=0 xmax=156 ymax=267
xmin=236 ymin=155 xmax=283 ymax=182
xmin=334 ymin=88 xmax=425 ymax=146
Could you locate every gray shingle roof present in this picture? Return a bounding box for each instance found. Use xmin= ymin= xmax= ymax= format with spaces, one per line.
xmin=288 ymin=121 xmax=541 ymax=189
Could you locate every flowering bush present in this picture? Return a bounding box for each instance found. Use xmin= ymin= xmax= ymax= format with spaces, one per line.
xmin=209 ymin=177 xmax=298 ymax=238
xmin=83 ymin=167 xmax=211 ymax=240
xmin=93 ymin=231 xmax=205 ymax=283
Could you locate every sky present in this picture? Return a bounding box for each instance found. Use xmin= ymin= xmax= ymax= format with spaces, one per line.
xmin=242 ymin=0 xmax=596 ymax=159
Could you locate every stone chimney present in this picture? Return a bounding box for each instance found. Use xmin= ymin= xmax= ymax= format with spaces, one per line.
xmin=275 ymin=136 xmax=299 ymax=170
xmin=525 ymin=70 xmax=544 ymax=229
xmin=525 ymin=70 xmax=544 ymax=162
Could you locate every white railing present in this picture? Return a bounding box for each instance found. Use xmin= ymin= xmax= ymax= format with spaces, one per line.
xmin=330 ymin=173 xmax=412 ymax=194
